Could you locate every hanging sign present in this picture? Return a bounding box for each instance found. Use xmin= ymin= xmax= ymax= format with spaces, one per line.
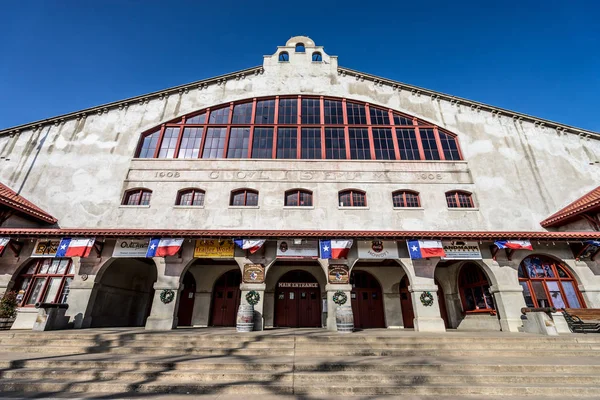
xmin=243 ymin=264 xmax=265 ymax=283
xmin=441 ymin=241 xmax=482 ymax=260
xmin=328 ymin=265 xmax=349 ymax=284
xmin=194 ymin=240 xmax=235 ymax=258
xmin=276 ymin=240 xmax=319 ymax=257
xmin=31 ymin=239 xmax=60 ymax=257
xmin=112 ymin=239 xmax=150 ymax=258
xmin=357 ymin=240 xmax=399 ymax=259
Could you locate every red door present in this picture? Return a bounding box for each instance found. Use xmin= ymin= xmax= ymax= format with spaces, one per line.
xmin=399 ymin=275 xmax=414 ymax=328
xmin=275 ymin=270 xmax=321 ymax=328
xmin=210 ymin=269 xmax=241 ymax=326
xmin=177 ymin=271 xmax=196 ymax=326
xmin=351 ymin=271 xmax=385 ymax=329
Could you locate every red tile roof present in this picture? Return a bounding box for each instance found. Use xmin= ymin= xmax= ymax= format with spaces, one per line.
xmin=0 ymin=183 xmax=57 ymax=224
xmin=0 ymin=228 xmax=597 ymax=240
xmin=541 ymin=186 xmax=600 ymax=228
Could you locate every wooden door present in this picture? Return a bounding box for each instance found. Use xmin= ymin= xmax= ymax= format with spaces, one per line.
xmin=399 ymin=275 xmax=414 ymax=328
xmin=177 ymin=271 xmax=196 ymax=326
xmin=275 ymin=270 xmax=321 ymax=328
xmin=275 ymin=287 xmax=299 ymax=327
xmin=299 ymin=288 xmax=321 ymax=327
xmin=350 ymin=271 xmax=385 ymax=329
xmin=210 ymin=269 xmax=241 ymax=326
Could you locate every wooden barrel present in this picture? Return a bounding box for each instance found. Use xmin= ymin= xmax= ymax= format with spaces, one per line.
xmin=236 ymin=305 xmax=254 ymax=332
xmin=336 ymin=305 xmax=354 ymax=333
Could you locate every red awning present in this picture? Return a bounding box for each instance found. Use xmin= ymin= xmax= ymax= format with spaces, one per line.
xmin=541 ymin=186 xmax=600 ymax=228
xmin=0 ymin=183 xmax=57 ymax=224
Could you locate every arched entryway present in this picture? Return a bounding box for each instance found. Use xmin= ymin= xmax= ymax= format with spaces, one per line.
xmin=518 ymin=255 xmax=585 ymax=309
xmin=90 ymin=258 xmax=157 ymax=328
xmin=436 ymin=279 xmax=449 ymax=328
xmin=177 ymin=271 xmax=196 ymax=327
xmin=458 ymin=263 xmax=495 ymax=313
xmin=210 ymin=269 xmax=241 ymax=326
xmin=399 ymin=275 xmax=414 ymax=328
xmin=275 ymin=270 xmax=321 ymax=328
xmin=350 ymin=270 xmax=385 ymax=329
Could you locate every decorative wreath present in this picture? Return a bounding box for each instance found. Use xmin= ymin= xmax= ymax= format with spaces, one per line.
xmin=246 ymin=290 xmax=260 ymax=306
xmin=333 ymin=290 xmax=347 ymax=306
xmin=160 ymin=289 xmax=175 ymax=304
xmin=420 ymin=291 xmax=434 ymax=307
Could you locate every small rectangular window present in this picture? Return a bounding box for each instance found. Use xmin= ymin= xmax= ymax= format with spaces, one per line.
xmin=439 ymin=131 xmax=461 ymax=160
xmin=278 ymin=99 xmax=297 ymax=124
xmin=202 ymin=128 xmax=227 ymax=158
xmin=346 ymin=103 xmax=367 ymax=124
xmin=419 ymin=129 xmax=440 ymax=160
xmin=369 ymin=107 xmax=389 ymax=125
xmin=178 ymin=127 xmax=203 ymax=159
xmin=252 ymin=128 xmax=274 ymax=158
xmin=158 ymin=127 xmax=180 ymax=158
xmin=393 ymin=114 xmax=413 ymax=126
xmin=396 ymin=128 xmax=420 ymax=160
xmin=138 ymin=130 xmax=160 ymax=158
xmin=277 ymin=128 xmax=297 ymax=159
xmin=227 ymin=127 xmax=250 ymax=158
xmin=301 ymin=98 xmax=320 ymax=124
xmin=255 ymin=100 xmax=275 ymax=124
xmin=208 ymin=107 xmax=230 ymax=124
xmin=231 ymin=103 xmax=252 ymax=124
xmin=325 ymin=128 xmax=346 ymax=159
xmin=323 ymin=100 xmax=344 ymax=124
xmin=372 ymin=128 xmax=395 ymax=160
xmin=301 ymin=128 xmax=321 ymax=159
xmin=348 ymin=128 xmax=370 ymax=159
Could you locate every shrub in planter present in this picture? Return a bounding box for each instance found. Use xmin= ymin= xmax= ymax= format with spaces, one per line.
xmin=0 ymin=291 xmax=18 ymax=330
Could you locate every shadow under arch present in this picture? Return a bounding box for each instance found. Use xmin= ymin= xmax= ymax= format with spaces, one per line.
xmin=88 ymin=257 xmax=157 ymax=328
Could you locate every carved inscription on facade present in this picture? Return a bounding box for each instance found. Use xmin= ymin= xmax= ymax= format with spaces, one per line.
xmin=131 ymin=169 xmax=470 ymax=183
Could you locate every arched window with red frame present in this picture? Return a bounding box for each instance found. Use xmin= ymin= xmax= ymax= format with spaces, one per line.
xmin=458 ymin=263 xmax=495 ymax=313
xmin=134 ymin=96 xmax=463 ymax=162
xmin=176 ymin=188 xmax=205 ymax=206
xmin=13 ymin=259 xmax=75 ymax=307
xmin=284 ymin=189 xmax=313 ymax=207
xmin=339 ymin=189 xmax=367 ymax=207
xmin=518 ymin=255 xmax=585 ymax=309
xmin=392 ymin=190 xmax=421 ymax=208
xmin=446 ymin=191 xmax=474 ymax=208
xmin=122 ymin=188 xmax=152 ymax=206
xmin=230 ymin=189 xmax=259 ymax=206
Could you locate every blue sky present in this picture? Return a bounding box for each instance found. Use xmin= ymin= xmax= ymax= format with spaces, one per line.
xmin=1 ymin=1 xmax=599 ymax=132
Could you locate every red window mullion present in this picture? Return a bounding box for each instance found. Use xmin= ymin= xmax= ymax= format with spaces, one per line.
xmin=272 ymin=97 xmax=280 ymax=158
xmin=342 ymin=99 xmax=351 ymax=160
xmin=197 ymin=108 xmax=210 ymax=159
xmin=320 ymin=97 xmax=326 ymax=159
xmin=173 ymin=124 xmax=184 ymax=158
xmin=248 ymin=99 xmax=257 ymax=158
xmin=388 ymin=109 xmax=400 ymax=160
xmin=413 ymin=119 xmax=426 ymax=161
xmin=153 ymin=124 xmax=166 ymax=158
xmin=364 ymin=104 xmax=376 ymax=160
xmin=432 ymin=126 xmax=446 ymax=161
xmin=222 ymin=102 xmax=234 ymax=158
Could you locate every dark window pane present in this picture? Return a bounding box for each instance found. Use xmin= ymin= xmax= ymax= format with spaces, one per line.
xmin=140 ymin=191 xmax=152 ymax=205
xmin=325 ymin=128 xmax=346 ymax=159
xmin=323 ymin=100 xmax=344 ymax=124
xmin=301 ymin=98 xmax=320 ymax=124
xmin=246 ymin=191 xmax=258 ymax=206
xmin=372 ymin=128 xmax=395 ymax=160
xmin=231 ymin=191 xmax=246 ymax=206
xmin=278 ymin=99 xmax=297 ymax=124
xmin=405 ymin=192 xmax=420 ymax=207
xmin=202 ymin=128 xmax=226 ymax=158
xmin=393 ymin=192 xmax=406 ymax=207
xmin=562 ymin=281 xmax=581 ymax=308
xmin=369 ymin=107 xmax=389 ymax=125
xmin=346 ymin=103 xmax=367 ymax=124
xmin=178 ymin=127 xmax=203 ymax=159
xmin=352 ymin=192 xmax=366 ymax=207
xmin=139 ymin=130 xmax=160 ymax=158
xmin=192 ymin=191 xmax=205 ymax=206
xmin=439 ymin=131 xmax=461 ymax=160
xmin=348 ymin=128 xmax=370 ymax=159
xmin=255 ymin=100 xmax=275 ymax=124
xmin=520 ymin=282 xmax=535 ymax=307
xmin=158 ymin=127 xmax=180 ymax=158
xmin=312 ymin=52 xmax=322 ymax=62
xmin=457 ymin=193 xmax=473 ymax=208
xmin=396 ymin=128 xmax=420 ymax=160
xmin=285 ymin=191 xmax=298 ymax=206
xmin=252 ymin=128 xmax=273 ymax=158
xmin=126 ymin=191 xmax=140 ymax=205
xmin=301 ymin=128 xmax=321 ymax=159
xmin=299 ymin=191 xmax=312 ymax=206
xmin=187 ymin=112 xmax=206 ymax=124
xmin=277 ymin=128 xmax=297 ymax=159
xmin=227 ymin=127 xmax=250 ymax=158
xmin=393 ymin=114 xmax=413 ymax=126
xmin=178 ymin=191 xmax=193 ymax=206
xmin=232 ymin=103 xmax=253 ymax=124
xmin=446 ymin=193 xmax=458 ymax=208
xmin=279 ymin=52 xmax=289 ymax=62
xmin=339 ymin=192 xmax=351 ymax=207
xmin=420 ymin=128 xmax=440 ymax=160
xmin=209 ymin=107 xmax=230 ymax=124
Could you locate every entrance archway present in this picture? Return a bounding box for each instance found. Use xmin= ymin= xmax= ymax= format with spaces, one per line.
xmin=399 ymin=275 xmax=414 ymax=328
xmin=275 ymin=270 xmax=321 ymax=328
xmin=210 ymin=269 xmax=241 ymax=326
xmin=350 ymin=270 xmax=385 ymax=329
xmin=90 ymin=258 xmax=157 ymax=328
xmin=436 ymin=278 xmax=449 ymax=328
xmin=177 ymin=271 xmax=196 ymax=326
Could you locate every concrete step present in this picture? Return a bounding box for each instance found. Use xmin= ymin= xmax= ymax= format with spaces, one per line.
xmin=0 ymin=378 xmax=598 ymax=397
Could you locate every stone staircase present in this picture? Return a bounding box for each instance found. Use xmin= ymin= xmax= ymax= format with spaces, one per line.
xmin=0 ymin=328 xmax=600 ymax=398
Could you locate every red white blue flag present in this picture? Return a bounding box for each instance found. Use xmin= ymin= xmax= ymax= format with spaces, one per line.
xmin=407 ymin=240 xmax=446 ymax=259
xmin=55 ymin=238 xmax=95 ymax=258
xmin=0 ymin=238 xmax=9 ymax=256
xmin=146 ymin=238 xmax=184 ymax=257
xmin=494 ymin=240 xmax=533 ymax=250
xmin=319 ymin=240 xmax=353 ymax=259
xmin=234 ymin=239 xmax=266 ymax=254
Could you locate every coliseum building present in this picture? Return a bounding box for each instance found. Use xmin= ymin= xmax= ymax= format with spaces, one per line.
xmin=0 ymin=36 xmax=598 ymax=333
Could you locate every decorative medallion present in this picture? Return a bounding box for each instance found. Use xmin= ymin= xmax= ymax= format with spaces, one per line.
xmin=420 ymin=291 xmax=434 ymax=307
xmin=160 ymin=289 xmax=175 ymax=304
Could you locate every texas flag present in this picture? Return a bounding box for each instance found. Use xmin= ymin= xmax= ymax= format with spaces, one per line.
xmin=234 ymin=239 xmax=266 ymax=254
xmin=320 ymin=240 xmax=353 ymax=259
xmin=146 ymin=238 xmax=184 ymax=257
xmin=494 ymin=240 xmax=533 ymax=250
xmin=55 ymin=238 xmax=95 ymax=258
xmin=407 ymin=240 xmax=446 ymax=259
xmin=0 ymin=238 xmax=9 ymax=256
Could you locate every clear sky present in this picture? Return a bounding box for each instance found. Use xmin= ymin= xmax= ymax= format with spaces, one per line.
xmin=1 ymin=1 xmax=599 ymax=132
